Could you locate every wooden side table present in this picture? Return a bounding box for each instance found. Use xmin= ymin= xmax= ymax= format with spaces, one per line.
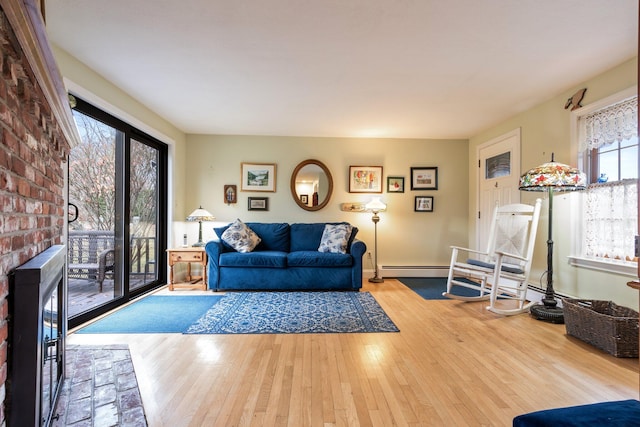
xmin=166 ymin=247 xmax=207 ymax=291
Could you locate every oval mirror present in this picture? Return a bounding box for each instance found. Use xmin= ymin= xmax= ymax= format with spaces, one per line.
xmin=290 ymin=159 xmax=333 ymax=211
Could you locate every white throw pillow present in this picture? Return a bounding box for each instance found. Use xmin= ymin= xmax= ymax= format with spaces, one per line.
xmin=318 ymin=224 xmax=353 ymax=254
xmin=221 ymin=219 xmax=261 ymax=253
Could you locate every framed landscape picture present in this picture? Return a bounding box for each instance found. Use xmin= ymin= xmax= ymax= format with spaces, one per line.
xmin=349 ymin=166 xmax=383 ymax=193
xmin=241 ymin=162 xmax=276 ymax=192
xmin=415 ymin=196 xmax=434 ymax=212
xmin=411 ymin=167 xmax=438 ymax=190
xmin=387 ymin=176 xmax=405 ymax=193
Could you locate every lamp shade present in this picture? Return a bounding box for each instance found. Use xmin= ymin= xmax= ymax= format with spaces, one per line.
xmin=519 ymin=160 xmax=586 ymax=192
xmin=186 ymin=206 xmax=215 ymax=222
xmin=365 ymin=197 xmax=387 ymax=213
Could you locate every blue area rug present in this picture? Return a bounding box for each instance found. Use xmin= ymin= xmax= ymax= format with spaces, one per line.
xmin=77 ymin=295 xmax=224 ymax=334
xmin=398 ymin=277 xmax=483 ymax=300
xmin=185 ymin=291 xmax=399 ymax=334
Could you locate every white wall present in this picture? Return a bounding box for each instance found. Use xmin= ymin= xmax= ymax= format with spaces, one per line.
xmin=469 ymin=57 xmax=638 ymax=310
xmin=52 ymin=45 xmax=188 ymax=247
xmin=182 ymin=135 xmax=469 ymax=272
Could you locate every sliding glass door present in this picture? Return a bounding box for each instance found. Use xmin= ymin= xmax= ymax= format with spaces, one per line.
xmin=68 ymin=97 xmax=167 ymax=329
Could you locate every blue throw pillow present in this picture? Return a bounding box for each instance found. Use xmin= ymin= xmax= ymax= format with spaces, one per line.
xmin=215 ymin=222 xmax=290 ymax=252
xmin=220 ymin=219 xmax=261 ymax=253
xmin=318 ymin=224 xmax=353 ymax=253
xmin=291 ymin=223 xmax=358 ymax=252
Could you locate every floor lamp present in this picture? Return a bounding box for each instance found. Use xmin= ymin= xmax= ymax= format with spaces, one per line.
xmin=186 ymin=206 xmax=215 ymax=247
xmin=366 ymin=197 xmax=387 ymax=283
xmin=519 ymin=154 xmax=586 ymax=323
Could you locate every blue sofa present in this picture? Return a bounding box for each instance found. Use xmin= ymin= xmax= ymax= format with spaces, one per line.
xmin=205 ymin=222 xmax=366 ymax=291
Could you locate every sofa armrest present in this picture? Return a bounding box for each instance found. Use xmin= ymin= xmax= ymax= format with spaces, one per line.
xmin=205 ymin=240 xmax=224 ymax=290
xmin=350 ymin=239 xmax=367 ymax=289
xmin=350 ymin=239 xmax=366 ymax=258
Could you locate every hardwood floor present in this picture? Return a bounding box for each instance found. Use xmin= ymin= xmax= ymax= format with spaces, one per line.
xmin=67 ymin=279 xmax=639 ymax=427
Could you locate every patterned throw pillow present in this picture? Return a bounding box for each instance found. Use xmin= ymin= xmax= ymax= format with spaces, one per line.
xmin=318 ymin=223 xmax=353 ymax=254
xmin=221 ymin=219 xmax=261 ymax=253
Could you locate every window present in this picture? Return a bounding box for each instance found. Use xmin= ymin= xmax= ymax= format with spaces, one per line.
xmin=572 ymin=89 xmax=638 ymax=272
xmin=583 ymin=96 xmax=638 ymax=183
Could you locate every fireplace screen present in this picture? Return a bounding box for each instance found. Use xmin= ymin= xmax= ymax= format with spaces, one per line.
xmin=11 ymin=245 xmax=67 ymax=427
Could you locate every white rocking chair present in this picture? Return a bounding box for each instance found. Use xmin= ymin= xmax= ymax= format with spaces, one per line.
xmin=443 ymin=199 xmax=542 ymax=315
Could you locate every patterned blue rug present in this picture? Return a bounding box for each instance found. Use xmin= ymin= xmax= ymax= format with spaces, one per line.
xmin=185 ymin=291 xmax=399 ymax=334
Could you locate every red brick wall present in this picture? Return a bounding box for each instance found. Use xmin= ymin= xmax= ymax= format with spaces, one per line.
xmin=0 ymin=8 xmax=70 ymax=425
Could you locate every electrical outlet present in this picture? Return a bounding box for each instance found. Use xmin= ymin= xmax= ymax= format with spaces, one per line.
xmin=367 ymin=252 xmax=372 ymax=259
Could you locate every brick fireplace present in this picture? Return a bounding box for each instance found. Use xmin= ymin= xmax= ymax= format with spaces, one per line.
xmin=0 ymin=0 xmax=78 ymax=424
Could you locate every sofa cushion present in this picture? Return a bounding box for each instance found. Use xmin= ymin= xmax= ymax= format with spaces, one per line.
xmin=287 ymin=251 xmax=353 ymax=267
xmin=220 ymin=251 xmax=287 ymax=268
xmin=318 ymin=223 xmax=353 ymax=254
xmin=220 ymin=219 xmax=261 ymax=253
xmin=290 ymin=223 xmax=358 ymax=252
xmin=215 ymin=222 xmax=290 ymax=252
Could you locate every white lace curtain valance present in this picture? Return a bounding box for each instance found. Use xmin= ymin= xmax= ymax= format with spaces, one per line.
xmin=579 ymin=96 xmax=638 ymax=152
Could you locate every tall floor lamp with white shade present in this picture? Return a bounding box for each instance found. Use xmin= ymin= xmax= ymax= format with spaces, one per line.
xmin=366 ymin=197 xmax=387 ymax=283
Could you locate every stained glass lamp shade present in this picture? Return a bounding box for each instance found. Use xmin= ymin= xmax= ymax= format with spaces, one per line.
xmin=519 ymin=154 xmax=586 ymax=323
xmin=186 ymin=206 xmax=215 ymax=247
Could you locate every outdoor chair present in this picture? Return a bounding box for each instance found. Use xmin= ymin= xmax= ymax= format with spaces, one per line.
xmin=68 ymin=230 xmax=115 ymax=292
xmin=443 ymin=199 xmax=542 ymax=315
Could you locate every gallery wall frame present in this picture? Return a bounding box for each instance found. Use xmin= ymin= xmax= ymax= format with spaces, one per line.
xmin=415 ymin=196 xmax=434 ymax=212
xmin=387 ymin=176 xmax=405 ymax=193
xmin=411 ymin=167 xmax=438 ymax=190
xmin=241 ymin=162 xmax=276 ymax=192
xmin=224 ymin=185 xmax=237 ymax=204
xmin=248 ymin=197 xmax=269 ymax=211
xmin=349 ymin=166 xmax=383 ymax=193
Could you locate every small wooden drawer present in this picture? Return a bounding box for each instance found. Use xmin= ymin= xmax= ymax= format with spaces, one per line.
xmin=170 ymin=252 xmax=203 ymax=263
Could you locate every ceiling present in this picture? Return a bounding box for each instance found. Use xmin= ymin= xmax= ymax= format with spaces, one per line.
xmin=46 ymin=0 xmax=638 ymax=139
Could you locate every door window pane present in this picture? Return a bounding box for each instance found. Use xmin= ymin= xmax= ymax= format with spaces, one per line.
xmin=485 ymin=152 xmax=511 ymax=179
xmin=68 ymin=110 xmax=119 ymax=316
xmin=130 ymin=139 xmax=159 ymax=289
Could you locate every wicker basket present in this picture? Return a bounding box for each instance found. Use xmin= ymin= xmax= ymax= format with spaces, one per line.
xmin=563 ymin=299 xmax=639 ymax=358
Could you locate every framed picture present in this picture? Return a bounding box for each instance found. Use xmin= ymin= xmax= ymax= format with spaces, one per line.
xmin=415 ymin=196 xmax=434 ymax=212
xmin=300 ymin=194 xmax=309 ymax=204
xmin=387 ymin=176 xmax=405 ymax=193
xmin=241 ymin=162 xmax=276 ymax=192
xmin=349 ymin=166 xmax=383 ymax=193
xmin=411 ymin=167 xmax=438 ymax=190
xmin=248 ymin=197 xmax=269 ymax=211
xmin=224 ymin=185 xmax=237 ymax=204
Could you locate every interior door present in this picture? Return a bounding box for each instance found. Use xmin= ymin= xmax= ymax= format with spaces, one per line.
xmin=477 ymin=128 xmax=521 ymax=249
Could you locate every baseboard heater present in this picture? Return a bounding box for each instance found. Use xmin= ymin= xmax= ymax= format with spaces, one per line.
xmin=526 ymin=284 xmax=571 ymax=307
xmin=380 ymin=265 xmax=449 ymax=278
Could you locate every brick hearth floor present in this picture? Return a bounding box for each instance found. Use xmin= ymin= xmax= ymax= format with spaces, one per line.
xmin=52 ymin=344 xmax=147 ymax=427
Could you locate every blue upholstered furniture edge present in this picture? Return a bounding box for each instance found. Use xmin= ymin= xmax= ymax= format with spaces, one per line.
xmin=205 ymin=222 xmax=366 ymax=291
xmin=513 ymin=399 xmax=640 ymax=427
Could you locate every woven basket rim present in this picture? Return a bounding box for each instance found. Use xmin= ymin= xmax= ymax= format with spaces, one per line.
xmin=564 ymin=299 xmax=639 ymax=319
